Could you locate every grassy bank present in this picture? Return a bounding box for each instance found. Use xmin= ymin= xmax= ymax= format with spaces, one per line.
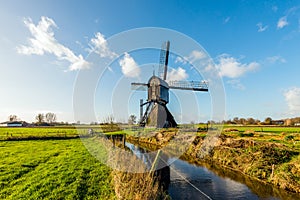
xmin=0 ymin=139 xmax=115 ymax=199
xmin=185 ymin=134 xmax=300 ymax=193
xmin=126 ymin=126 xmax=300 ymax=194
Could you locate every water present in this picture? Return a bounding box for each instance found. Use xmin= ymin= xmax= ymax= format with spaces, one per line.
xmin=169 ymin=159 xmax=275 ymax=200
xmin=126 ymin=142 xmax=300 ymax=200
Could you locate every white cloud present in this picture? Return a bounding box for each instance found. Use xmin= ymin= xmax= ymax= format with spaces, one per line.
xmin=284 ymin=87 xmax=300 ymax=114
xmin=277 ymin=16 xmax=289 ymax=29
xmin=167 ymin=67 xmax=188 ymax=81
xmin=257 ymin=22 xmax=268 ymax=32
xmin=186 ymin=50 xmax=206 ymax=62
xmin=17 ymin=16 xmax=90 ymax=71
xmin=119 ymin=52 xmax=140 ymax=78
xmin=175 ymin=56 xmax=187 ymax=64
xmin=227 ymin=79 xmax=245 ymax=90
xmin=175 ymin=50 xmax=206 ymax=64
xmin=215 ymin=54 xmax=259 ymax=78
xmin=68 ymin=55 xmax=90 ymax=71
xmin=266 ymin=56 xmax=286 ymax=64
xmin=277 ymin=7 xmax=300 ymax=29
xmin=204 ymin=63 xmax=214 ymax=72
xmin=89 ymin=32 xmax=117 ymax=58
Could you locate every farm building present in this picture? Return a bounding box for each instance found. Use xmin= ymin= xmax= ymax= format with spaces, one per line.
xmin=271 ymin=120 xmax=284 ymax=125
xmin=0 ymin=121 xmax=28 ymax=127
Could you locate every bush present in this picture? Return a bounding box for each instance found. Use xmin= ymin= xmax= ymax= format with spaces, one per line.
xmin=238 ymin=132 xmax=254 ymax=137
xmin=284 ymin=135 xmax=294 ymax=141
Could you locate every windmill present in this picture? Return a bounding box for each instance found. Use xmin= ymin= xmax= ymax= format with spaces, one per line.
xmin=131 ymin=41 xmax=208 ymax=128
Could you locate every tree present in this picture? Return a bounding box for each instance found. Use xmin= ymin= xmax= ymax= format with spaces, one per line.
xmin=35 ymin=113 xmax=45 ymax=124
xmin=246 ymin=117 xmax=255 ymax=125
xmin=8 ymin=115 xmax=18 ymax=121
xmin=102 ymin=114 xmax=120 ymax=132
xmin=45 ymin=112 xmax=56 ymax=124
xmin=128 ymin=114 xmax=137 ymax=125
xmin=255 ymin=119 xmax=261 ymax=125
xmin=225 ymin=119 xmax=233 ymax=124
xmin=239 ymin=118 xmax=246 ymax=125
xmin=233 ymin=117 xmax=239 ymax=124
xmin=264 ymin=117 xmax=272 ymax=125
xmin=103 ymin=114 xmax=115 ymax=124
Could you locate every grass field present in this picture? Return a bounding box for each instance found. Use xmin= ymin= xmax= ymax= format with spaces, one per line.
xmin=1 ymin=125 xmax=300 ymax=199
xmin=0 ymin=127 xmax=80 ymax=140
xmin=0 ymin=138 xmax=115 ymax=199
xmin=222 ymin=125 xmax=300 ymax=133
xmin=217 ymin=125 xmax=300 ymax=150
xmin=0 ymin=124 xmax=128 ymax=141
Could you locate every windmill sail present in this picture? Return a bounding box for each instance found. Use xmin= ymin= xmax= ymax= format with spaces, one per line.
xmin=168 ymin=80 xmax=208 ymax=91
xmin=158 ymin=41 xmax=170 ymax=80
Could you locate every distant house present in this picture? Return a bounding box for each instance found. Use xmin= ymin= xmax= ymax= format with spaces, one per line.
xmin=271 ymin=120 xmax=284 ymax=125
xmin=0 ymin=121 xmax=28 ymax=127
xmin=295 ymin=123 xmax=300 ymax=126
xmin=285 ymin=119 xmax=293 ymax=126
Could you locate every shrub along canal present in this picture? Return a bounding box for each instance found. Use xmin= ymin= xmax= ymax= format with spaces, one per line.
xmin=126 ymin=142 xmax=300 ymax=200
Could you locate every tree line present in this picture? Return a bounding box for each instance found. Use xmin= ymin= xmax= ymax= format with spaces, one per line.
xmin=6 ymin=113 xmax=300 ymax=126
xmin=222 ymin=116 xmax=300 ymax=126
xmin=8 ymin=113 xmax=57 ymax=125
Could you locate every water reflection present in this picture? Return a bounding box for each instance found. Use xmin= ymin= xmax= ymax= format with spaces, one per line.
xmin=179 ymin=158 xmax=300 ymax=200
xmin=170 ymin=159 xmax=271 ymax=200
xmin=126 ymin=142 xmax=171 ymax=191
xmin=126 ymin=142 xmax=300 ymax=200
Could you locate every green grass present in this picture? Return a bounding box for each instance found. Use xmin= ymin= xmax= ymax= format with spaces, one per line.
xmin=0 ymin=126 xmax=123 ymax=140
xmin=219 ymin=127 xmax=300 ymax=151
xmin=222 ymin=125 xmax=300 ymax=133
xmin=0 ymin=127 xmax=81 ymax=140
xmin=0 ymin=139 xmax=115 ymax=199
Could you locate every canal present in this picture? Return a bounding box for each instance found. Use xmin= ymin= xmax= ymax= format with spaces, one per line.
xmin=126 ymin=142 xmax=300 ymax=200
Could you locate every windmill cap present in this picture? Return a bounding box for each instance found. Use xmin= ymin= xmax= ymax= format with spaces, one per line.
xmin=148 ymin=75 xmax=169 ymax=88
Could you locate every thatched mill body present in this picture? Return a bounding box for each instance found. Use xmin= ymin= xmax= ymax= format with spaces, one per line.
xmin=132 ymin=41 xmax=208 ymax=128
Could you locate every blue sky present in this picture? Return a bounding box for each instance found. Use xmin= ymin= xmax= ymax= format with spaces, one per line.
xmin=0 ymin=0 xmax=300 ymax=123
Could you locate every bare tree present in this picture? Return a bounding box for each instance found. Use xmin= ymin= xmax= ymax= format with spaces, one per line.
xmin=35 ymin=113 xmax=45 ymax=124
xmin=103 ymin=114 xmax=115 ymax=124
xmin=45 ymin=112 xmax=57 ymax=124
xmin=102 ymin=114 xmax=120 ymax=132
xmin=8 ymin=115 xmax=18 ymax=121
xmin=128 ymin=114 xmax=137 ymax=125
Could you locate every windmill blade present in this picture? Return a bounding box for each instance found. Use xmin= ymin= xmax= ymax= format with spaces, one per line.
xmin=158 ymin=43 xmax=166 ymax=79
xmin=163 ymin=41 xmax=170 ymax=80
xmin=168 ymin=80 xmax=208 ymax=92
xmin=158 ymin=41 xmax=170 ymax=80
xmin=131 ymin=82 xmax=148 ymax=91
